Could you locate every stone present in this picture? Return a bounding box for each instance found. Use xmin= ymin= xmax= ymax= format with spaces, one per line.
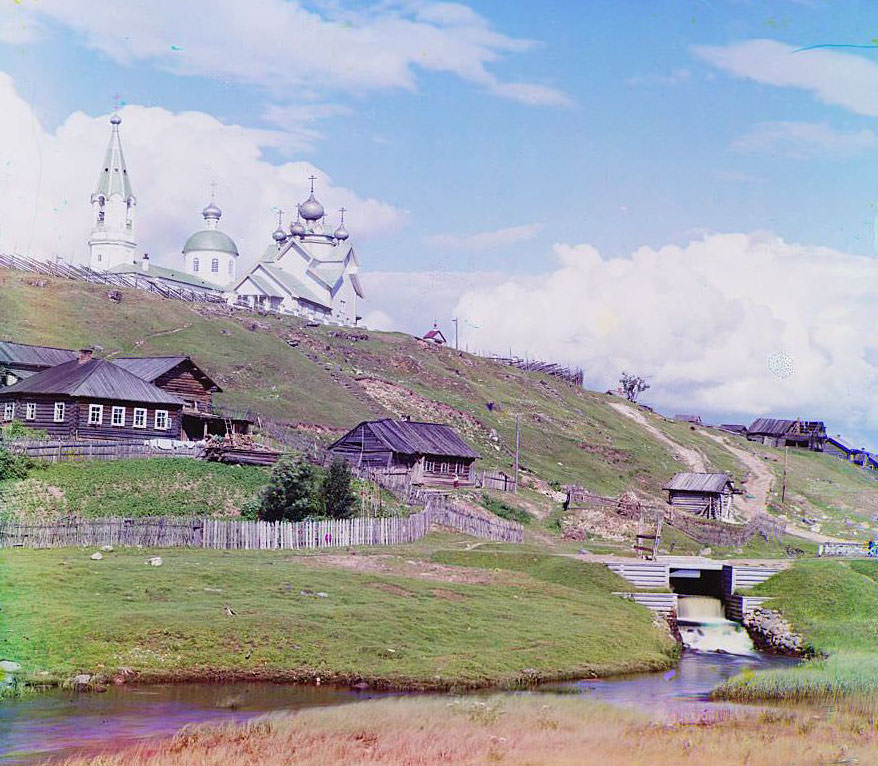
xmin=0 ymin=660 xmax=21 ymax=673
xmin=90 ymin=552 xmax=103 ymax=561
xmin=146 ymin=557 xmax=163 ymax=567
xmin=72 ymin=674 xmax=92 ymax=689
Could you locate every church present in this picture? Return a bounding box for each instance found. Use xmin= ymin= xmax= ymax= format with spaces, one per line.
xmin=86 ymin=111 xmax=364 ymax=325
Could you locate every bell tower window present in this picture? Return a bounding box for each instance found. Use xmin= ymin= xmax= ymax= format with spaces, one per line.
xmin=192 ymin=257 xmax=200 ymax=273
xmin=211 ymin=258 xmax=219 ymax=273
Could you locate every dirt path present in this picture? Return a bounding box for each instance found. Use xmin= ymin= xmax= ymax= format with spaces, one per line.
xmin=608 ymin=402 xmax=706 ymax=472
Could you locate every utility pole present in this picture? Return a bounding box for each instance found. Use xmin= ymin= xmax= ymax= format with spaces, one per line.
xmin=452 ymin=317 xmax=459 ymax=350
xmin=513 ymin=413 xmax=520 ymax=494
xmin=781 ymin=446 xmax=789 ymax=504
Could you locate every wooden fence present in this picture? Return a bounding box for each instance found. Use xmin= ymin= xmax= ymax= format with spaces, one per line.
xmin=479 ymin=470 xmax=514 ymax=492
xmin=0 ymin=504 xmax=523 ymax=550
xmin=3 ymin=439 xmax=201 ymax=463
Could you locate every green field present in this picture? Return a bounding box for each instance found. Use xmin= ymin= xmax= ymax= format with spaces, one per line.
xmin=0 ymin=459 xmax=269 ymax=520
xmin=715 ymin=559 xmax=878 ymax=701
xmin=0 ymin=543 xmax=676 ymax=692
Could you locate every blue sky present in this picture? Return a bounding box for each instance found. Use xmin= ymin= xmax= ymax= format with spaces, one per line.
xmin=5 ymin=0 xmax=878 ymax=444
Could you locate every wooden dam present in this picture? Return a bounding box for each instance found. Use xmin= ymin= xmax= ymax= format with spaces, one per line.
xmin=607 ymin=558 xmax=784 ymax=620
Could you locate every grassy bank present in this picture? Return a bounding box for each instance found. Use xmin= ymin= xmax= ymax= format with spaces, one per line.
xmin=58 ymin=694 xmax=878 ymax=766
xmin=0 ymin=459 xmax=268 ymax=520
xmin=715 ymin=559 xmax=878 ymax=701
xmin=0 ymin=544 xmax=675 ymax=692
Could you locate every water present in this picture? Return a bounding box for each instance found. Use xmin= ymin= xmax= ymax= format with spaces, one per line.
xmin=0 ymin=652 xmax=796 ymax=765
xmin=677 ymin=596 xmax=756 ymax=655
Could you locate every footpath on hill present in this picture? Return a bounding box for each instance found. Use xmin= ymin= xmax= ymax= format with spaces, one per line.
xmin=608 ymin=402 xmax=706 ymax=472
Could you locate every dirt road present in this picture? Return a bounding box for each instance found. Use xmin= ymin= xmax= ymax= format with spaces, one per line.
xmin=608 ymin=401 xmax=706 ymax=472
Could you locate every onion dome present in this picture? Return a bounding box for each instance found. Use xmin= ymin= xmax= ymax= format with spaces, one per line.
xmin=298 ymin=193 xmax=324 ymax=221
xmin=202 ymin=200 xmax=222 ymax=221
xmin=272 ymin=225 xmax=287 ymax=242
xmin=290 ymin=212 xmax=306 ymax=237
xmin=110 ymin=113 xmax=122 ymax=126
xmin=333 ymin=207 xmax=349 ymax=241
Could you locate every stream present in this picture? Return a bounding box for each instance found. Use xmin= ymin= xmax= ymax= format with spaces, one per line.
xmin=0 ymin=650 xmax=797 ymax=765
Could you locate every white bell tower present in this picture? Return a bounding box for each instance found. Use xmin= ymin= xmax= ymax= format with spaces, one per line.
xmin=88 ymin=111 xmax=137 ymax=270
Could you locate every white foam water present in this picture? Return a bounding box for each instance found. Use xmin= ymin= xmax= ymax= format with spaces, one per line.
xmin=677 ymin=596 xmax=755 ymax=655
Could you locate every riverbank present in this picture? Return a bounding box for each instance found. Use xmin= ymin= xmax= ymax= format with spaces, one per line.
xmin=55 ymin=693 xmax=878 ymax=766
xmin=0 ymin=545 xmax=676 ymax=694
xmin=715 ymin=558 xmax=878 ymax=702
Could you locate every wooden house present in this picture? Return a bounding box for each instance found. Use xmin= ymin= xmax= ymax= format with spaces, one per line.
xmin=114 ymin=355 xmax=249 ymax=440
xmin=746 ymin=418 xmax=826 ymax=451
xmin=718 ymin=424 xmax=748 ymax=436
xmin=0 ymin=350 xmax=184 ymax=440
xmin=674 ymin=414 xmax=702 ymax=425
xmin=328 ymin=419 xmax=479 ymax=486
xmin=0 ymin=341 xmax=77 ymax=388
xmin=663 ymin=472 xmax=735 ymax=521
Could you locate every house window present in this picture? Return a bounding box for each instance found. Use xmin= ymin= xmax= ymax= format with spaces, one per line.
xmin=192 ymin=257 xmax=200 ymax=273
xmin=111 ymin=406 xmax=126 ymax=426
xmin=88 ymin=404 xmax=104 ymax=425
xmin=54 ymin=402 xmax=65 ymax=422
xmin=133 ymin=408 xmax=146 ymax=428
xmin=2 ymin=402 xmax=14 ymax=421
xmin=424 ymin=458 xmax=437 ymax=473
xmin=154 ymin=410 xmax=169 ymax=430
xmin=211 ymin=258 xmax=219 ymax=273
xmin=25 ymin=403 xmax=36 ymax=421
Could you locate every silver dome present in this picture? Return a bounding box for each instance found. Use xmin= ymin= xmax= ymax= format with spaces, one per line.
xmin=202 ymin=201 xmax=222 ymax=220
xmin=110 ymin=113 xmax=122 ymax=126
xmin=333 ymin=224 xmax=349 ymax=241
xmin=272 ymin=226 xmax=287 ymax=242
xmin=298 ymin=193 xmax=324 ymax=221
xmin=290 ymin=216 xmax=306 ymax=236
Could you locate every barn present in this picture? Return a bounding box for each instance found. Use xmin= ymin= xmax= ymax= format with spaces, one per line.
xmin=114 ymin=355 xmax=249 ymax=440
xmin=328 ymin=419 xmax=479 ymax=486
xmin=663 ymin=472 xmax=735 ymax=521
xmin=746 ymin=418 xmax=826 ymax=451
xmin=0 ymin=349 xmax=184 ymax=440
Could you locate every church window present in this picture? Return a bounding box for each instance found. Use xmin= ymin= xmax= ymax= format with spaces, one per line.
xmin=211 ymin=258 xmax=219 ymax=273
xmin=97 ymin=211 xmax=105 ymax=223
xmin=97 ymin=253 xmax=102 ymax=263
xmin=192 ymin=258 xmax=200 ymax=273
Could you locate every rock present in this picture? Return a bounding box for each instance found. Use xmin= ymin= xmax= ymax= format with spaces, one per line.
xmin=90 ymin=552 xmax=103 ymax=561
xmin=0 ymin=660 xmax=21 ymax=673
xmin=72 ymin=674 xmax=92 ymax=689
xmin=101 ymin=545 xmax=114 ymax=552
xmin=316 ymin=592 xmax=329 ymax=598
xmin=146 ymin=556 xmax=163 ymax=567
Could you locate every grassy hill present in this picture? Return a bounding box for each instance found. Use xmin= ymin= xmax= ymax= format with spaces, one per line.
xmin=3 ymin=269 xmax=878 ymax=534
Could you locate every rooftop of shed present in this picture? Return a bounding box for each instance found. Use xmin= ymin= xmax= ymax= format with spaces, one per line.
xmin=663 ymin=472 xmax=734 ymax=493
xmin=332 ymin=419 xmax=479 ymax=459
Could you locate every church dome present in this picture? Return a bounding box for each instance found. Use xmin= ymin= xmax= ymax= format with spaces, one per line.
xmin=333 ymin=224 xmax=349 ymax=241
xmin=183 ymin=230 xmax=239 ymax=255
xmin=110 ymin=113 xmax=122 ymax=126
xmin=202 ymin=201 xmax=222 ymax=220
xmin=298 ymin=193 xmax=324 ymax=221
xmin=272 ymin=226 xmax=287 ymax=242
xmin=290 ymin=218 xmax=306 ymax=236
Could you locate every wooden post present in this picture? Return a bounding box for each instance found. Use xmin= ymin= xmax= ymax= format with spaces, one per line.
xmin=513 ymin=413 xmax=520 ymax=494
xmin=781 ymin=446 xmax=789 ymax=504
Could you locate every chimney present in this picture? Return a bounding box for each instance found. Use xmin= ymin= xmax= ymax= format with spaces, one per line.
xmin=78 ymin=348 xmax=93 ymax=365
xmin=141 ymin=252 xmax=150 ymax=272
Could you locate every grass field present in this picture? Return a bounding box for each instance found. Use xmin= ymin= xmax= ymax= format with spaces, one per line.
xmin=0 ymin=543 xmax=676 ymax=692
xmin=58 ymin=694 xmax=878 ymax=766
xmin=715 ymin=559 xmax=878 ymax=701
xmin=0 ymin=459 xmax=269 ymax=520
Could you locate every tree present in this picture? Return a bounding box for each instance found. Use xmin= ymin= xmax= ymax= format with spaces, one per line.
xmin=258 ymin=456 xmax=317 ymax=522
xmin=320 ymin=458 xmax=356 ymax=519
xmin=619 ymin=371 xmax=650 ymax=403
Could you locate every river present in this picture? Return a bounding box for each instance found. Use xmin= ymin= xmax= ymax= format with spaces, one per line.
xmin=0 ymin=650 xmax=796 ymax=765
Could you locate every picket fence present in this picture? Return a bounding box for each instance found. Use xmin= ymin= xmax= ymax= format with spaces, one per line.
xmin=3 ymin=439 xmax=200 ymax=463
xmin=0 ymin=505 xmax=523 ymax=550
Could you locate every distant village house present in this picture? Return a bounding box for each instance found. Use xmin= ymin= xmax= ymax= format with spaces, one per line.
xmin=746 ymin=418 xmax=826 ymax=451
xmin=328 ymin=418 xmax=479 ymax=487
xmin=0 ymin=341 xmax=77 ymax=388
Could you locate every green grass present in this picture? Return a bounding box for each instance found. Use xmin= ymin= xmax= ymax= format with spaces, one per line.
xmin=715 ymin=559 xmax=878 ymax=701
xmin=478 ymin=493 xmax=533 ymax=525
xmin=0 ymin=545 xmax=676 ymax=691
xmin=0 ymin=459 xmax=269 ymax=520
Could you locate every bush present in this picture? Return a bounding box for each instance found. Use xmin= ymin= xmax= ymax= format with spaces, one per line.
xmin=479 ymin=493 xmax=531 ymax=525
xmin=1 ymin=420 xmax=48 ymax=441
xmin=258 ymin=456 xmax=318 ymax=522
xmin=320 ymin=459 xmax=356 ymax=519
xmin=0 ymin=448 xmax=31 ymax=481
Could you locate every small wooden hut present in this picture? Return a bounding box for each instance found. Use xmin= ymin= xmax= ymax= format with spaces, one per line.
xmin=662 ymin=472 xmax=735 ymax=521
xmin=328 ymin=419 xmax=479 ymax=486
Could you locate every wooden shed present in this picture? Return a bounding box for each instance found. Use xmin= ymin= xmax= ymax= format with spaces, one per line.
xmin=328 ymin=419 xmax=479 ymax=486
xmin=746 ymin=418 xmax=826 ymax=451
xmin=114 ymin=355 xmax=249 ymax=440
xmin=663 ymin=472 xmax=735 ymax=521
xmin=0 ymin=350 xmax=184 ymax=440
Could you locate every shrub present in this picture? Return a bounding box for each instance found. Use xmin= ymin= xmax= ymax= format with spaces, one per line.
xmin=258 ymin=456 xmax=318 ymax=522
xmin=0 ymin=448 xmax=31 ymax=481
xmin=320 ymin=459 xmax=356 ymax=519
xmin=479 ymin=493 xmax=531 ymax=525
xmin=1 ymin=420 xmax=48 ymax=441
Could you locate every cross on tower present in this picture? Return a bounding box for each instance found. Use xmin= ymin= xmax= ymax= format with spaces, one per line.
xmin=209 ymin=180 xmax=218 ymax=201
xmin=338 ymin=207 xmax=346 ymax=224
xmin=308 ymin=175 xmax=317 ymax=194
xmin=276 ymin=209 xmax=284 ymax=227
xmin=112 ymin=93 xmax=122 ymax=112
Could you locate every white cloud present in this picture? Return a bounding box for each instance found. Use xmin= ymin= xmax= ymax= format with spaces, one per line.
xmin=16 ymin=0 xmax=569 ymax=107
xmin=733 ymin=120 xmax=878 ymax=158
xmin=452 ymin=233 xmax=878 ymax=444
xmin=426 ymin=223 xmax=544 ymax=251
xmin=261 ymin=103 xmax=352 ymax=152
xmin=694 ymin=39 xmax=878 ymax=116
xmin=0 ymin=72 xmax=403 ymax=271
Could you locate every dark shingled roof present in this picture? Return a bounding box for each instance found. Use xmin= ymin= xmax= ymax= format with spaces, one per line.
xmin=747 ymin=418 xmax=796 ymax=436
xmin=0 ymin=359 xmax=184 ymax=405
xmin=334 ymin=419 xmax=479 ymax=459
xmin=662 ymin=472 xmax=734 ymax=493
xmin=0 ymin=341 xmax=77 ymax=368
xmin=114 ymin=356 xmax=222 ymax=392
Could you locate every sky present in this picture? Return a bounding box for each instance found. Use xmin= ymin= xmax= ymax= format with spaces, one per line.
xmin=3 ymin=0 xmax=878 ymax=446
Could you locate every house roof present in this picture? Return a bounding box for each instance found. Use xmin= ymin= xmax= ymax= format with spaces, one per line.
xmin=747 ymin=418 xmax=797 ymax=436
xmin=261 ymin=265 xmax=331 ymax=308
xmin=113 ymin=356 xmax=222 ymax=393
xmin=662 ymin=472 xmax=734 ymax=493
xmin=826 ymin=436 xmax=854 ymax=455
xmin=0 ymin=358 xmax=184 ymax=405
xmin=331 ymin=419 xmax=480 ymax=459
xmin=0 ymin=341 xmax=77 ymax=369
xmin=424 ymin=327 xmax=447 ymax=343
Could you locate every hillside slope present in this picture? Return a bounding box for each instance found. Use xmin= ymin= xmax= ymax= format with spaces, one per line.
xmin=4 ymin=268 xmax=875 ymax=529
